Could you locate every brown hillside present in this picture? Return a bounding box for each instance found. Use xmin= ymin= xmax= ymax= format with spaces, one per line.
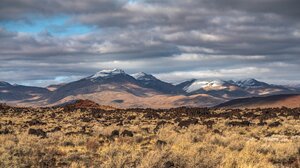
xmin=216 ymin=94 xmax=300 ymax=108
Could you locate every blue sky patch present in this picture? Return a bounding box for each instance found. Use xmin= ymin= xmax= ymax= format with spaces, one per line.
xmin=0 ymin=15 xmax=93 ymax=36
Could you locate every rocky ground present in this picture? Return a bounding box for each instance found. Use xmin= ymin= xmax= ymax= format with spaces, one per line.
xmin=0 ymin=102 xmax=299 ymax=168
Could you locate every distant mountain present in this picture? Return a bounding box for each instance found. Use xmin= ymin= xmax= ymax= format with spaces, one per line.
xmin=235 ymin=78 xmax=270 ymax=88
xmin=234 ymin=78 xmax=292 ymax=95
xmin=132 ymin=72 xmax=183 ymax=94
xmin=293 ymin=84 xmax=300 ymax=92
xmin=284 ymin=84 xmax=300 ymax=91
xmin=1 ymin=70 xmax=299 ymax=108
xmin=0 ymin=82 xmax=49 ymax=102
xmin=177 ymin=79 xmax=250 ymax=98
xmin=48 ymin=69 xmax=147 ymax=103
xmin=216 ymin=94 xmax=300 ymax=108
xmin=177 ymin=78 xmax=294 ymax=97
xmin=46 ymin=69 xmax=220 ymax=108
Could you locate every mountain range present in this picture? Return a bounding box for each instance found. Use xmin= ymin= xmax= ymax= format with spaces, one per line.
xmin=1 ymin=69 xmax=299 ymax=108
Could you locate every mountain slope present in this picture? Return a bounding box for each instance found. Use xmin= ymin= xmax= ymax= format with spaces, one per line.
xmin=235 ymin=79 xmax=293 ymax=95
xmin=175 ymin=79 xmax=197 ymax=90
xmin=133 ymin=72 xmax=184 ymax=94
xmin=47 ymin=83 xmax=65 ymax=91
xmin=0 ymin=82 xmax=49 ymax=102
xmin=235 ymin=78 xmax=270 ymax=88
xmin=216 ymin=94 xmax=300 ymax=108
xmin=51 ymin=91 xmax=224 ymax=108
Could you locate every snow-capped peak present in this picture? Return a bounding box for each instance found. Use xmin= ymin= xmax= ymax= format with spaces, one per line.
xmin=132 ymin=72 xmax=157 ymax=81
xmin=90 ymin=69 xmax=125 ymax=78
xmin=235 ymin=78 xmax=268 ymax=88
xmin=184 ymin=79 xmax=227 ymax=93
xmin=132 ymin=72 xmax=147 ymax=79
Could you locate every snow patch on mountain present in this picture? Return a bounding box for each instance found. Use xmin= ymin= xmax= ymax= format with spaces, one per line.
xmin=235 ymin=78 xmax=269 ymax=88
xmin=184 ymin=80 xmax=227 ymax=93
xmin=90 ymin=69 xmax=125 ymax=78
xmin=132 ymin=72 xmax=157 ymax=81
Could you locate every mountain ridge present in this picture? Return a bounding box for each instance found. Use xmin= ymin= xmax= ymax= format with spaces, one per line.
xmin=1 ymin=69 xmax=299 ymax=108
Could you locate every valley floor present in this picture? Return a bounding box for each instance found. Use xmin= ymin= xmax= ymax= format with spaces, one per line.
xmin=0 ymin=104 xmax=299 ymax=168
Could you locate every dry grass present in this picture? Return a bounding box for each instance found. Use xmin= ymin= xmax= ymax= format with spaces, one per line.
xmin=0 ymin=105 xmax=299 ymax=168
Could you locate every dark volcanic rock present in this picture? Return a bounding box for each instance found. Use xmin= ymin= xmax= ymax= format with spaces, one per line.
xmin=226 ymin=121 xmax=252 ymax=127
xmin=178 ymin=118 xmax=198 ymax=128
xmin=0 ymin=128 xmax=12 ymax=134
xmin=26 ymin=119 xmax=46 ymax=126
xmin=268 ymin=121 xmax=282 ymax=127
xmin=121 ymin=130 xmax=134 ymax=137
xmin=156 ymin=140 xmax=167 ymax=148
xmin=111 ymin=130 xmax=120 ymax=138
xmin=164 ymin=161 xmax=175 ymax=168
xmin=28 ymin=128 xmax=47 ymax=138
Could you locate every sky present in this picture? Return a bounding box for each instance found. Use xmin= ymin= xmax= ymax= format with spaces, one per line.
xmin=0 ymin=0 xmax=300 ymax=86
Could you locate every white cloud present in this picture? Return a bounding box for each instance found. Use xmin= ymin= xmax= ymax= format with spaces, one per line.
xmin=155 ymin=67 xmax=271 ymax=83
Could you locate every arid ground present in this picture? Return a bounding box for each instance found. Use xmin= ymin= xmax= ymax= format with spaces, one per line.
xmin=0 ymin=101 xmax=299 ymax=168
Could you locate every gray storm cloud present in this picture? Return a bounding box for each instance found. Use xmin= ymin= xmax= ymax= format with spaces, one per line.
xmin=0 ymin=0 xmax=300 ymax=86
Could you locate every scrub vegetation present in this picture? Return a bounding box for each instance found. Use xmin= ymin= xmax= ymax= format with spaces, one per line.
xmin=0 ymin=102 xmax=299 ymax=168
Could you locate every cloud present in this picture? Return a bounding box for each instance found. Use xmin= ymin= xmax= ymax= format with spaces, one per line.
xmin=0 ymin=0 xmax=299 ymax=86
xmin=155 ymin=67 xmax=271 ymax=82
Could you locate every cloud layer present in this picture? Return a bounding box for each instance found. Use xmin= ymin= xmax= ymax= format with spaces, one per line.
xmin=0 ymin=0 xmax=300 ymax=86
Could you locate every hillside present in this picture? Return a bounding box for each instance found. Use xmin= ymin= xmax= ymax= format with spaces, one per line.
xmin=216 ymin=94 xmax=300 ymax=108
